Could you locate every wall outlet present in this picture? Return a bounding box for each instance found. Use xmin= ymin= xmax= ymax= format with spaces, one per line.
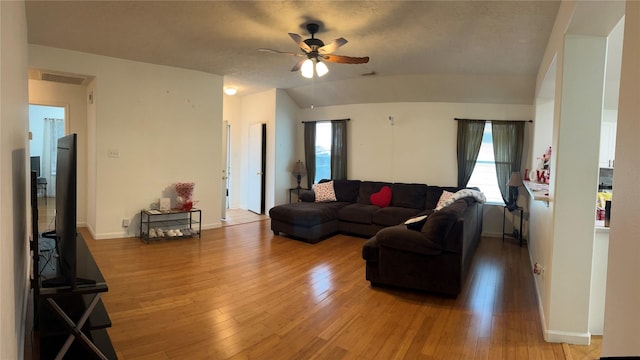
xmin=122 ymin=218 xmax=130 ymax=227
xmin=108 ymin=149 xmax=120 ymax=158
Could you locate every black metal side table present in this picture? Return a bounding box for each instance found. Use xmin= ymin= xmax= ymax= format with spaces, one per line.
xmin=503 ymin=205 xmax=525 ymax=246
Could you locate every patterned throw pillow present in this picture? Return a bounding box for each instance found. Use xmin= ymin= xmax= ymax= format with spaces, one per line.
xmin=312 ymin=181 xmax=337 ymax=202
xmin=435 ymin=190 xmax=455 ymax=211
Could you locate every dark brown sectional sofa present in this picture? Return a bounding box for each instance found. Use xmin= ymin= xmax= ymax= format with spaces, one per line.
xmin=269 ymin=179 xmax=484 ymax=295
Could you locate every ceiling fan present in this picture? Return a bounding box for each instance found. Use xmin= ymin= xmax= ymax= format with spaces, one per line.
xmin=260 ymin=23 xmax=370 ymax=78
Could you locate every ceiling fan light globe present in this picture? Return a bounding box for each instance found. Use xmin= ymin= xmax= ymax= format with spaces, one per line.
xmin=316 ymin=61 xmax=329 ymax=77
xmin=301 ymin=59 xmax=314 ymax=78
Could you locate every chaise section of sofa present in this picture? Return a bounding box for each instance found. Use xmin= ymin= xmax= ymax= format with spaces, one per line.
xmin=269 ymin=179 xmax=360 ymax=243
xmin=269 ymin=201 xmax=348 ymax=243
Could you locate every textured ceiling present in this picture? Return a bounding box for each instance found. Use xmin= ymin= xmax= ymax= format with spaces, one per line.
xmin=25 ymin=1 xmax=560 ymax=107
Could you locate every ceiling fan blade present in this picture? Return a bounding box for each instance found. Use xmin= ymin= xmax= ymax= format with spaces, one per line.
xmin=259 ymin=48 xmax=303 ymax=57
xmin=321 ymin=54 xmax=370 ymax=64
xmin=318 ymin=38 xmax=348 ymax=54
xmin=291 ymin=58 xmax=306 ymax=72
xmin=288 ymin=33 xmax=312 ymax=53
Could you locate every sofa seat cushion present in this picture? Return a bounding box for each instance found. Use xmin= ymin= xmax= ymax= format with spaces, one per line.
xmin=376 ymin=225 xmax=442 ymax=256
xmin=269 ymin=202 xmax=347 ymax=227
xmin=372 ymin=207 xmax=421 ymax=226
xmin=338 ymin=203 xmax=380 ymax=224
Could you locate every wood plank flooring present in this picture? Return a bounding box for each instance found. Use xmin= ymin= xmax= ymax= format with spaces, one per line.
xmin=76 ymin=221 xmax=590 ymax=360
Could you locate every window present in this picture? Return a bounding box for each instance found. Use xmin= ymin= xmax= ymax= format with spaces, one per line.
xmin=467 ymin=124 xmax=504 ymax=204
xmin=314 ymin=122 xmax=331 ymax=183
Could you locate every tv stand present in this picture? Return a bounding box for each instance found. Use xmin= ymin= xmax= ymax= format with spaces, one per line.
xmin=42 ymin=277 xmax=97 ymax=289
xmin=36 ymin=233 xmax=117 ymax=359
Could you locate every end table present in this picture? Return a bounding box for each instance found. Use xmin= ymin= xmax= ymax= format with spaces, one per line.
xmin=503 ymin=205 xmax=525 ymax=246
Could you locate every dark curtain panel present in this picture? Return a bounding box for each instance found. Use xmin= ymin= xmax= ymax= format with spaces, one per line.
xmin=303 ymin=122 xmax=316 ymax=189
xmin=492 ymin=121 xmax=525 ymax=204
xmin=457 ymin=119 xmax=486 ymax=187
xmin=330 ymin=120 xmax=348 ymax=180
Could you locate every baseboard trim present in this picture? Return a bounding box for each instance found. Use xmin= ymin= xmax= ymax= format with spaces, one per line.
xmin=546 ymin=329 xmax=591 ymax=345
xmin=481 ymin=231 xmax=503 ymax=238
xmin=93 ymin=231 xmax=134 ymax=240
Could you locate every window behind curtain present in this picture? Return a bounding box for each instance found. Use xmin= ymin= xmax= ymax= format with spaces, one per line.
xmin=314 ymin=122 xmax=331 ymax=183
xmin=467 ymin=124 xmax=504 ymax=204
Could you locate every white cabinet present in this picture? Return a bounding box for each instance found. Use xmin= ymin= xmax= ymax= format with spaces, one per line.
xmin=599 ymin=121 xmax=617 ymax=168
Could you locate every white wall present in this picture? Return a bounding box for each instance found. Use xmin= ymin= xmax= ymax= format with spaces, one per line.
xmin=273 ymin=89 xmax=299 ymax=206
xmin=222 ymin=93 xmax=242 ymax=209
xmin=239 ymin=89 xmax=277 ymax=212
xmin=548 ymin=34 xmax=606 ymax=343
xmin=29 ymin=45 xmax=224 ymax=239
xmin=28 ymin=80 xmax=88 ymax=228
xmin=0 ymin=1 xmax=29 ymax=358
xmin=529 ymin=96 xmax=556 ymax=339
xmin=602 ymin=1 xmax=640 ymax=356
xmin=297 ymin=102 xmax=532 ymax=184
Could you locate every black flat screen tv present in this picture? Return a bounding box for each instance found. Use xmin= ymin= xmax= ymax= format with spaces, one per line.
xmin=42 ymin=133 xmax=94 ymax=289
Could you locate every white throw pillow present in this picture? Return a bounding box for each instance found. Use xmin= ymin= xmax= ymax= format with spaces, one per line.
xmin=404 ymin=215 xmax=429 ymax=231
xmin=312 ymin=181 xmax=337 ymax=202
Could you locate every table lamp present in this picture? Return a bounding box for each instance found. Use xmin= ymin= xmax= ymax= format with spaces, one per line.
xmin=292 ymin=160 xmax=307 ymax=189
xmin=507 ymin=171 xmax=523 ymax=211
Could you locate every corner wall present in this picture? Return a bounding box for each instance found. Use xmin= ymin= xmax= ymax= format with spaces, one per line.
xmin=530 ymin=0 xmax=627 ymax=346
xmin=601 ymin=1 xmax=640 ymax=356
xmin=0 ymin=1 xmax=30 ymax=358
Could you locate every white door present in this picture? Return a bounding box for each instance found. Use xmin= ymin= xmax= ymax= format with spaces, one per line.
xmin=248 ymin=123 xmax=265 ymax=214
xmin=221 ymin=121 xmax=230 ymax=220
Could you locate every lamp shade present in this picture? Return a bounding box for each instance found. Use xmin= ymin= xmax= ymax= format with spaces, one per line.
xmin=292 ymin=160 xmax=307 ymax=176
xmin=507 ymin=171 xmax=523 ymax=186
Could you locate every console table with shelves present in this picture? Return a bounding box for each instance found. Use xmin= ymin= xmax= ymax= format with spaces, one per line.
xmin=139 ymin=209 xmax=202 ymax=242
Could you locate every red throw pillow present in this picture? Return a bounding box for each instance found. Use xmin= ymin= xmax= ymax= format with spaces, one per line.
xmin=370 ymin=186 xmax=392 ymax=207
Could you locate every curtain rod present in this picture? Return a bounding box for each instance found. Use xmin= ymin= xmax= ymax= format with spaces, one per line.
xmin=301 ymin=118 xmax=350 ymax=123
xmin=454 ymin=118 xmax=533 ymax=123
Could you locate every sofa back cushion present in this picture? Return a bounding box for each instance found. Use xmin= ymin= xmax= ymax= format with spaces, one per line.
xmin=421 ymin=199 xmax=468 ymax=246
xmin=390 ymin=183 xmax=428 ymax=210
xmin=357 ymin=181 xmax=393 ymax=204
xmin=332 ymin=179 xmax=361 ymax=203
xmin=425 ymin=185 xmax=465 ymax=210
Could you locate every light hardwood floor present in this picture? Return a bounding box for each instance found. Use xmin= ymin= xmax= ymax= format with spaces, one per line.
xmin=25 ymin=209 xmax=600 ymax=359
xmin=69 ymin=220 xmax=601 ymax=360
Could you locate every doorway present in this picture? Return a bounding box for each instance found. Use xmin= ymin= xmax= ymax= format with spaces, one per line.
xmin=248 ymin=123 xmax=266 ymax=214
xmin=29 ymin=104 xmax=67 ymax=196
xmin=29 ymin=103 xmax=67 ymax=232
xmin=221 ymin=121 xmax=230 ymax=220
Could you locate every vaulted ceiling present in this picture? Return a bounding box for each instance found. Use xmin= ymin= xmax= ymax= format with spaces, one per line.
xmin=25 ymin=1 xmax=560 ymax=107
